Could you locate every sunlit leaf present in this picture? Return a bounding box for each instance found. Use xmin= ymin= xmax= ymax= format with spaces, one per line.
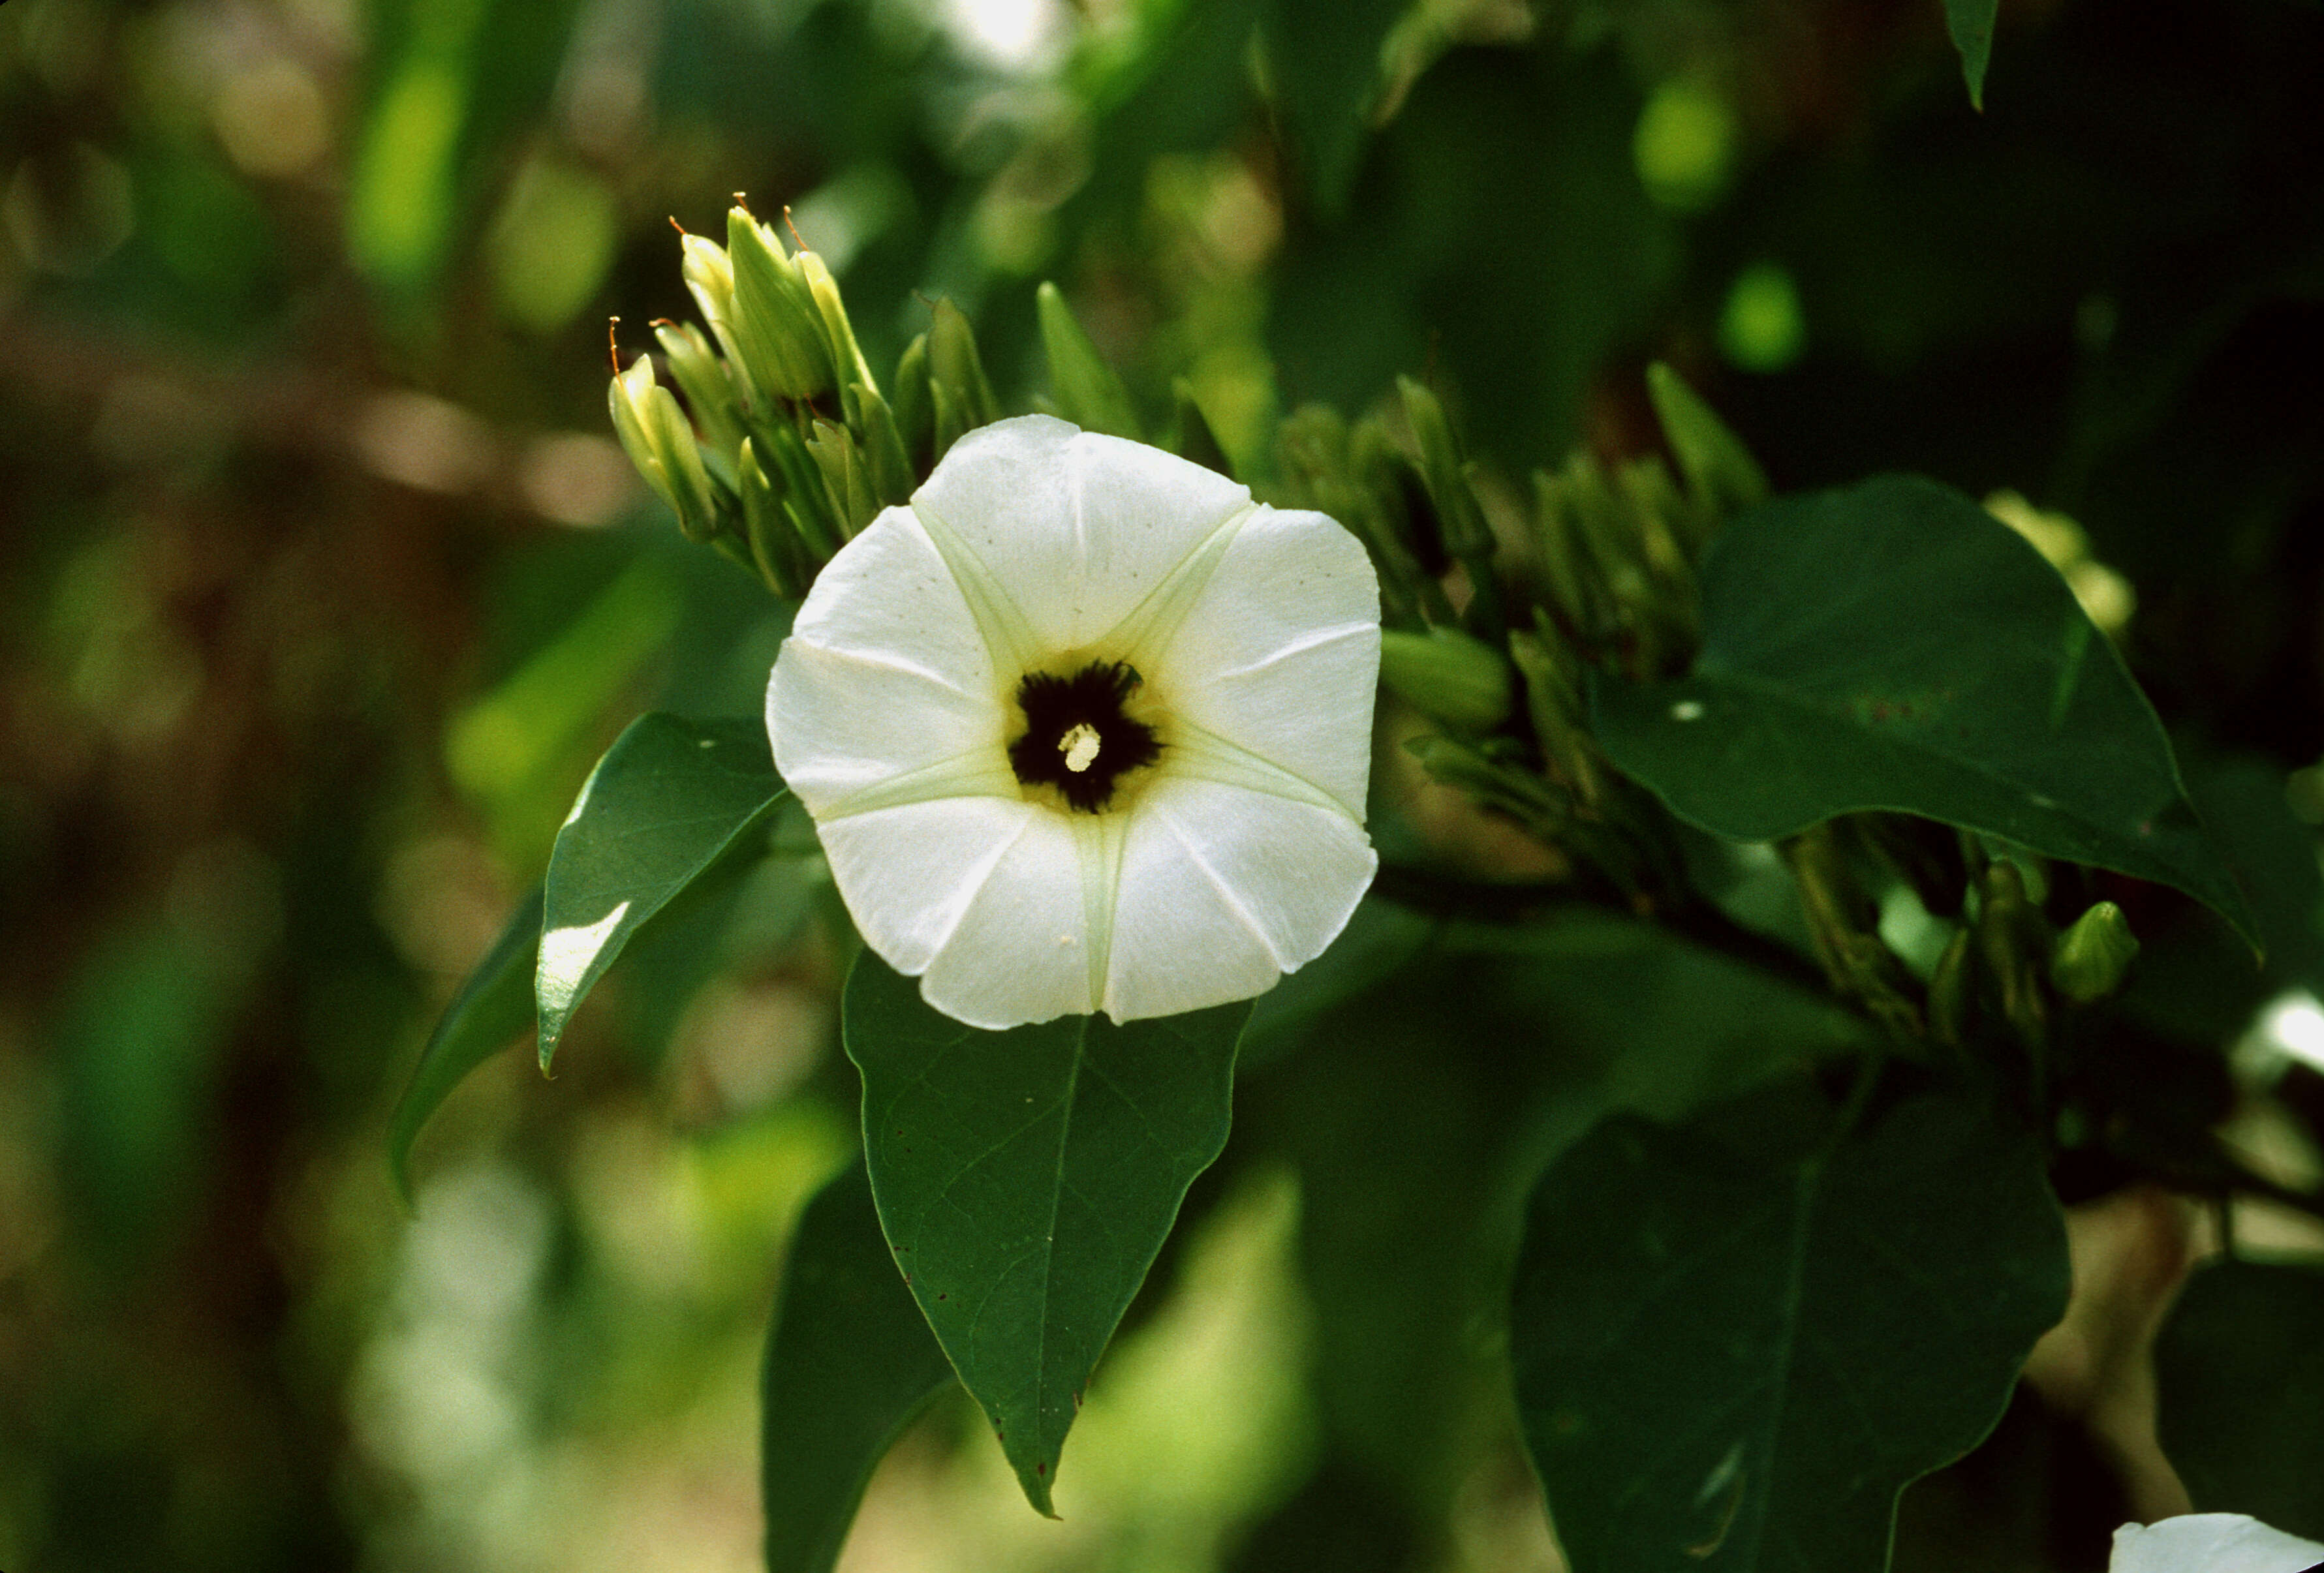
xmin=538 ymin=713 xmax=786 ymax=1070
xmin=762 ymin=1161 xmax=957 ymax=1573
xmin=842 ymin=952 xmax=1248 ymax=1514
xmin=2156 ymin=1259 xmax=2324 ymax=1540
xmin=1592 ymin=475 xmax=2256 ymax=944
xmin=388 ymin=887 xmax=540 ymax=1205
xmin=1511 ymin=1078 xmax=2068 ymax=1573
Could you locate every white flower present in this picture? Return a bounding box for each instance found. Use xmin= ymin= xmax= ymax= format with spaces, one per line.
xmin=766 ymin=414 xmax=1382 ymax=1030
xmin=2111 ymin=1515 xmax=2324 ymax=1573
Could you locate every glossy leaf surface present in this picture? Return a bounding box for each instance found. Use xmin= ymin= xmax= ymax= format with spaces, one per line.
xmin=1511 ymin=1079 xmax=2069 ymax=1573
xmin=762 ymin=1160 xmax=958 ymax=1573
xmin=843 ymin=953 xmax=1248 ymax=1513
xmin=387 ymin=885 xmax=540 ymax=1204
xmin=537 ymin=712 xmax=786 ymax=1069
xmin=1592 ymin=475 xmax=2254 ymax=943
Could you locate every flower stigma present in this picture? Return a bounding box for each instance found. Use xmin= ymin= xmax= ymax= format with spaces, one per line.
xmin=1009 ymin=660 xmax=1162 ymax=812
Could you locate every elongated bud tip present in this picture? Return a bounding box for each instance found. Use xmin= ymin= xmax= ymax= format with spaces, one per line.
xmin=2050 ymin=901 xmax=2139 ymax=1004
xmin=1380 ymin=626 xmax=1513 ymax=734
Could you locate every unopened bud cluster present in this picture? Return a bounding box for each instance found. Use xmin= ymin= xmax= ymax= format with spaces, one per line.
xmin=608 ymin=204 xmax=1014 ymax=596
xmin=610 ymin=219 xmax=1236 ymax=598
xmin=1273 ymin=360 xmax=1767 ymax=900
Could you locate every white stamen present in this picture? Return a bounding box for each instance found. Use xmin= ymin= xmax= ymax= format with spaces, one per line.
xmin=1061 ymin=724 xmax=1101 ymax=773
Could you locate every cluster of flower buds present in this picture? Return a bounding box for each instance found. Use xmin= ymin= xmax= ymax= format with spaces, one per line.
xmin=1775 ymin=812 xmax=2142 ymax=1067
xmin=1271 ymin=363 xmax=1769 ymax=902
xmin=611 ymin=217 xmax=1246 ymax=601
xmin=609 ymin=202 xmax=944 ymax=596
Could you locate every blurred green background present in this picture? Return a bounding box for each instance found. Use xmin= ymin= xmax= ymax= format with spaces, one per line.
xmin=2 ymin=0 xmax=2321 ymax=1567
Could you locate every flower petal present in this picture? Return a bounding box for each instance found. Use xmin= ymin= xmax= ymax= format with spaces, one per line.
xmin=2111 ymin=1515 xmax=2324 ymax=1573
xmin=784 ymin=504 xmax=998 ymax=698
xmin=814 ymin=797 xmax=1037 ymax=976
xmin=918 ymin=808 xmax=1101 ymax=1029
xmin=767 ymin=639 xmax=1009 ymax=817
xmin=912 ymin=415 xmax=1254 ymax=657
xmin=1101 ymin=774 xmax=1377 ymax=1021
xmin=1147 ymin=505 xmax=1381 ymax=818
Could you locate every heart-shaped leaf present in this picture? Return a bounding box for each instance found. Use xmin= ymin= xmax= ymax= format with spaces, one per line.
xmin=843 ymin=952 xmax=1248 ymax=1513
xmin=761 ymin=1160 xmax=958 ymax=1573
xmin=388 ymin=886 xmax=540 ymax=1204
xmin=1592 ymin=475 xmax=2255 ymax=945
xmin=1511 ymin=1077 xmax=2069 ymax=1573
xmin=538 ymin=712 xmax=787 ymax=1070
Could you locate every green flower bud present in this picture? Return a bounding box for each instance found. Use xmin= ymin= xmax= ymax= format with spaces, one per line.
xmin=1379 ymin=626 xmax=1513 ymax=734
xmin=1170 ymin=378 xmax=1232 ymax=478
xmin=1396 ymin=375 xmax=1493 ymax=560
xmin=1528 ymin=466 xmax=1613 ymax=640
xmin=1977 ymin=860 xmax=2049 ymax=1044
xmin=725 ymin=206 xmax=835 ymax=403
xmin=735 ymin=438 xmax=798 ymax=598
xmin=806 ymin=418 xmax=878 ymax=540
xmin=608 ymin=354 xmax=719 ymax=543
xmin=2049 ymin=901 xmax=2139 ymax=1004
xmin=1928 ymin=925 xmax=1975 ymax=1046
xmin=752 ymin=414 xmax=843 ymax=563
xmin=892 ymin=333 xmax=933 ymax=466
xmin=1037 ymin=281 xmax=1140 ymax=439
xmin=1645 ymin=361 xmax=1768 ymax=533
xmin=798 ymin=247 xmax=876 ymax=400
xmin=680 ymin=232 xmax=743 ymax=374
xmin=651 ymin=319 xmax=745 ymax=464
xmin=845 ymin=382 xmax=914 ymax=506
xmin=929 ymin=298 xmax=1000 ymax=431
xmin=1402 ymin=733 xmax=1566 ymax=835
xmin=1509 ymin=619 xmax=1604 ymax=806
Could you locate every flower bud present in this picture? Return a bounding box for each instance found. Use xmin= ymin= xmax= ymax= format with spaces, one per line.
xmin=1928 ymin=925 xmax=1975 ymax=1046
xmin=1977 ymin=859 xmax=2050 ymax=1044
xmin=1528 ymin=465 xmax=1615 ymax=641
xmin=1380 ymin=626 xmax=1513 ymax=734
xmin=681 ymin=232 xmax=743 ymax=369
xmin=806 ymin=418 xmax=878 ymax=540
xmin=929 ymin=298 xmax=1000 ymax=431
xmin=1508 ymin=620 xmax=1603 ymax=806
xmin=735 ymin=438 xmax=798 ymax=598
xmin=725 ymin=206 xmax=835 ymax=403
xmin=651 ymin=319 xmax=745 ymax=463
xmin=608 ymin=354 xmax=719 ymax=543
xmin=1646 ymin=361 xmax=1768 ymax=534
xmin=2049 ymin=900 xmax=2139 ymax=1005
xmin=1170 ymin=378 xmax=1231 ymax=478
xmin=798 ymin=247 xmax=876 ymax=399
xmin=845 ymin=382 xmax=914 ymax=506
xmin=1396 ymin=375 xmax=1493 ymax=560
xmin=891 ymin=333 xmax=933 ymax=464
xmin=1037 ymin=281 xmax=1140 ymax=439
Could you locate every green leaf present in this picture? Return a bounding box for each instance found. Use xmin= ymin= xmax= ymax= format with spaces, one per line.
xmin=842 ymin=952 xmax=1250 ymax=1514
xmin=1036 ymin=281 xmax=1141 ymax=440
xmin=2156 ymin=1258 xmax=2324 ymax=1540
xmin=388 ymin=887 xmax=540 ymax=1205
xmin=1511 ymin=1078 xmax=2068 ymax=1573
xmin=1941 ymin=0 xmax=1998 ymax=112
xmin=762 ymin=1160 xmax=959 ymax=1573
xmin=1591 ymin=475 xmax=2256 ymax=945
xmin=538 ymin=712 xmax=787 ymax=1070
